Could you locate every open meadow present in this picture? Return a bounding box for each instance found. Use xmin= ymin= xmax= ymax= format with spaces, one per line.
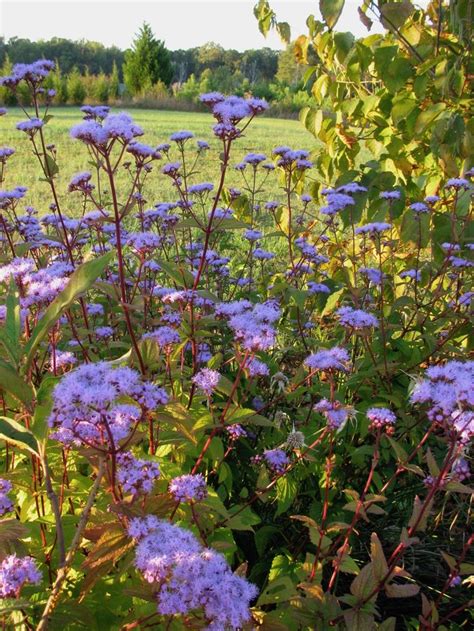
xmin=1 ymin=107 xmax=315 ymax=213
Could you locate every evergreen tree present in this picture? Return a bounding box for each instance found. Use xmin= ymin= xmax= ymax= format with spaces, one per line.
xmin=123 ymin=23 xmax=172 ymax=95
xmin=109 ymin=61 xmax=120 ymax=99
xmin=67 ymin=67 xmax=86 ymax=104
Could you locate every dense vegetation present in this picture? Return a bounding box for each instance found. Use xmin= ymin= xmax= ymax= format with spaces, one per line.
xmin=0 ymin=30 xmax=307 ymax=113
xmin=0 ymin=1 xmax=472 ymax=630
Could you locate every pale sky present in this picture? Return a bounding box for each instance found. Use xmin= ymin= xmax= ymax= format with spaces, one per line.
xmin=0 ymin=0 xmax=428 ymax=52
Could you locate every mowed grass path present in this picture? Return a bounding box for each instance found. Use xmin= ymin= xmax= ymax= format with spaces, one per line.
xmin=0 ymin=107 xmax=316 ymax=214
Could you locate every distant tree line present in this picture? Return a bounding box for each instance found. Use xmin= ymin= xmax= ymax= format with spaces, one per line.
xmin=0 ymin=23 xmax=313 ymax=114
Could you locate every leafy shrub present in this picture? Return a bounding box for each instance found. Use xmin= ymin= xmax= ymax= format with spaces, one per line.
xmin=0 ymin=58 xmax=472 ymax=630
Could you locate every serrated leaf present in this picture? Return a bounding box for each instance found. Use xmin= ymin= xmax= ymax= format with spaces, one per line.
xmin=257 ymin=575 xmax=298 ymax=606
xmin=350 ymin=562 xmax=377 ymax=601
xmin=370 ymin=532 xmax=389 ymax=581
xmin=275 ymin=475 xmax=297 ymax=516
xmin=226 ymin=505 xmax=260 ymax=531
xmin=408 ymin=495 xmax=432 ymax=533
xmin=0 ymin=519 xmax=29 ymax=550
xmin=426 ymin=448 xmax=440 ymax=476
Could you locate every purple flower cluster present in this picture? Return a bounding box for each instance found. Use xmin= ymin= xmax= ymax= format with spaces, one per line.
xmin=359 ymin=266 xmax=384 ymax=285
xmin=366 ymin=407 xmax=396 ymax=429
xmin=68 ymin=171 xmax=94 ymax=193
xmin=355 ymin=222 xmax=392 ymax=236
xmin=200 ymin=93 xmax=268 ymax=140
xmin=411 ymin=361 xmax=473 ymax=442
xmin=320 ymin=191 xmax=355 ymax=216
xmin=48 ymin=362 xmax=168 ymax=449
xmin=117 ymin=452 xmax=160 ymax=496
xmin=304 ymin=347 xmax=351 ymax=373
xmin=337 ymin=306 xmax=379 ymax=330
xmin=0 ymin=555 xmax=41 ymax=598
xmin=51 ymin=350 xmax=77 ymax=371
xmin=0 ymin=478 xmax=13 ymax=516
xmin=0 ymin=146 xmax=15 ymax=163
xmin=129 ymin=516 xmax=257 ymax=629
xmin=223 ymin=300 xmax=281 ymax=351
xmin=192 ymin=368 xmax=221 ymax=396
xmin=0 ymin=257 xmax=35 ymax=283
xmin=16 ymin=118 xmax=44 ymax=134
xmin=142 ymin=325 xmax=180 ymax=347
xmin=263 ymin=448 xmax=289 ymax=473
xmin=70 ymin=112 xmax=143 ymax=149
xmin=126 ymin=231 xmax=161 ymax=252
xmin=247 ymin=357 xmax=270 ymax=377
xmin=0 ymin=59 xmax=54 ymax=89
xmin=400 ymin=269 xmax=421 ymax=281
xmin=169 ymin=473 xmax=208 ymax=502
xmin=314 ymin=399 xmax=354 ymax=430
xmin=170 ymin=130 xmax=194 ymax=143
xmin=307 ymin=282 xmax=330 ymax=294
xmin=226 ymin=424 xmax=247 ymax=440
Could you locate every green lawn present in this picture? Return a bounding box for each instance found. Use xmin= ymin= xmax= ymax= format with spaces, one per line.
xmin=0 ymin=107 xmax=316 ymax=214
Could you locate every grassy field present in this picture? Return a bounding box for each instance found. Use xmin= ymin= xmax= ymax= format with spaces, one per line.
xmin=0 ymin=107 xmax=316 ymax=214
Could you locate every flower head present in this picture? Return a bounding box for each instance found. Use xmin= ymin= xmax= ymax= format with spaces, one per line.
xmin=366 ymin=407 xmax=396 ymax=429
xmin=0 ymin=555 xmax=41 ymax=598
xmin=337 ymin=306 xmax=379 ymax=330
xmin=128 ymin=516 xmax=257 ymax=628
xmin=169 ymin=474 xmax=207 ymax=502
xmin=305 ymin=347 xmax=351 ymax=373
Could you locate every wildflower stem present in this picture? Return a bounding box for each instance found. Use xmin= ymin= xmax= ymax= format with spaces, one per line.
xmin=36 ymin=459 xmax=106 ymax=631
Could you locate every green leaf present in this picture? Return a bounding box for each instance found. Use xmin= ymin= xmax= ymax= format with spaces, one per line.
xmin=320 ymin=0 xmax=345 ymax=29
xmin=226 ymin=505 xmax=260 ymax=531
xmin=379 ymin=619 xmax=397 ymax=631
xmin=257 ymin=575 xmax=298 ymax=606
xmin=350 ymin=562 xmax=377 ymax=601
xmin=24 ymin=251 xmax=113 ymax=372
xmin=334 ymin=32 xmax=355 ymax=62
xmin=254 ymin=0 xmax=275 ymax=37
xmin=0 ymin=416 xmax=39 ymax=455
xmin=33 ymin=375 xmax=60 ymax=441
xmin=370 ymin=532 xmax=389 ymax=581
xmin=212 ymin=217 xmax=250 ymax=231
xmin=380 ymin=2 xmax=414 ymax=30
xmin=384 ymin=57 xmax=413 ymax=92
xmin=157 ymin=259 xmax=194 ymax=288
xmin=45 ymin=153 xmax=59 ymax=177
xmin=414 ymin=103 xmax=447 ymax=135
xmin=0 ymin=359 xmax=34 ymax=408
xmin=0 ymin=277 xmax=22 ymax=366
xmin=275 ymin=475 xmax=298 ymax=516
xmin=276 ymin=21 xmax=291 ymax=44
xmin=321 ymin=287 xmax=345 ymax=316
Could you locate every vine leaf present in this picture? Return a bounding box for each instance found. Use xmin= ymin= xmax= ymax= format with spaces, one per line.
xmin=320 ymin=0 xmax=345 ymax=29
